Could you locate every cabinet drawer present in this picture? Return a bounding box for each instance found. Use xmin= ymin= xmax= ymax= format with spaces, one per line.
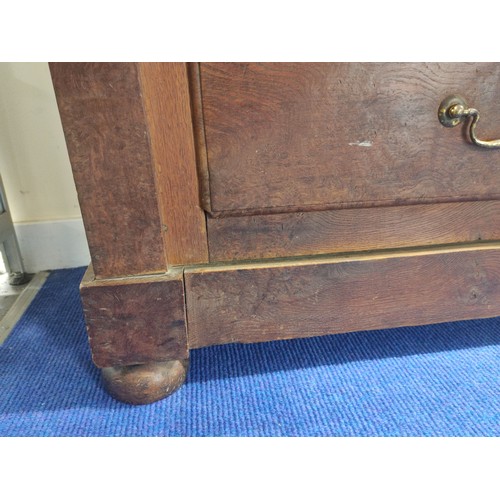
xmin=197 ymin=63 xmax=500 ymax=215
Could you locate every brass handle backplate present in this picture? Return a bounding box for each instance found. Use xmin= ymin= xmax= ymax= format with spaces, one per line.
xmin=438 ymin=95 xmax=500 ymax=149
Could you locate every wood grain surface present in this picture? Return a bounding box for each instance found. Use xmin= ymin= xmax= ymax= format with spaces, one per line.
xmin=185 ymin=244 xmax=500 ymax=348
xmin=101 ymin=359 xmax=188 ymax=405
xmin=139 ymin=63 xmax=209 ymax=266
xmin=200 ymin=63 xmax=500 ymax=214
xmin=49 ymin=63 xmax=166 ymax=279
xmin=207 ymin=200 xmax=500 ymax=262
xmin=81 ymin=267 xmax=188 ymax=368
xmin=187 ymin=62 xmax=212 ymax=212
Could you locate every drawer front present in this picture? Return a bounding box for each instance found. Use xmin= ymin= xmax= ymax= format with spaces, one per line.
xmin=198 ymin=63 xmax=500 ymax=214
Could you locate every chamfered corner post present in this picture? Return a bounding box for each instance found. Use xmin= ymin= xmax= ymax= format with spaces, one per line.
xmin=49 ymin=62 xmax=206 ymax=404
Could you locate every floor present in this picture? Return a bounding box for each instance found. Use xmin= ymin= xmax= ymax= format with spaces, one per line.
xmin=0 ymin=271 xmax=48 ymax=345
xmin=0 ymin=272 xmax=30 ymax=320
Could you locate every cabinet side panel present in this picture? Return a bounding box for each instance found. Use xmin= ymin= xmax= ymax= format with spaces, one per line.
xmin=49 ymin=62 xmax=166 ymax=279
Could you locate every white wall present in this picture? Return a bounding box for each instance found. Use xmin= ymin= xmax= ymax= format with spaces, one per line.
xmin=0 ymin=62 xmax=90 ymax=272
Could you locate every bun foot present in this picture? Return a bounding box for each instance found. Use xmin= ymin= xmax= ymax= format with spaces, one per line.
xmin=101 ymin=359 xmax=188 ymax=405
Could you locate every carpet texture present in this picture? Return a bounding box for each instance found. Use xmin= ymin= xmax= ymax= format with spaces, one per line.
xmin=0 ymin=267 xmax=498 ymax=436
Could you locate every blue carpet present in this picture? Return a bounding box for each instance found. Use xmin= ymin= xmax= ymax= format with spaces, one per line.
xmin=0 ymin=267 xmax=498 ymax=436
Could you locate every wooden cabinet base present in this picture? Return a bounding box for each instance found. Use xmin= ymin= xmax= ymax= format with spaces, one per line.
xmin=80 ymin=243 xmax=500 ymax=404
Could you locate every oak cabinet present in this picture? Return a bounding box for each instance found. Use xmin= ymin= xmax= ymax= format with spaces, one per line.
xmin=50 ymin=62 xmax=500 ymax=404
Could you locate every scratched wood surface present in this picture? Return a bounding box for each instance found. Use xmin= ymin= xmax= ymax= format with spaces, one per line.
xmin=185 ymin=244 xmax=500 ymax=348
xmin=50 ymin=63 xmax=166 ymax=279
xmin=199 ymin=63 xmax=500 ymax=214
xmin=80 ymin=267 xmax=188 ymax=368
xmin=207 ymin=200 xmax=500 ymax=262
xmin=139 ymin=63 xmax=209 ymax=266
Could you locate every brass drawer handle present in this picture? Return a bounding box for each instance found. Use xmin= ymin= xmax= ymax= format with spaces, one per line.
xmin=438 ymin=95 xmax=500 ymax=149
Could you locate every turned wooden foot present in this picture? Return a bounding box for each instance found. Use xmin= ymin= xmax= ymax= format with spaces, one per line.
xmin=101 ymin=359 xmax=189 ymax=405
